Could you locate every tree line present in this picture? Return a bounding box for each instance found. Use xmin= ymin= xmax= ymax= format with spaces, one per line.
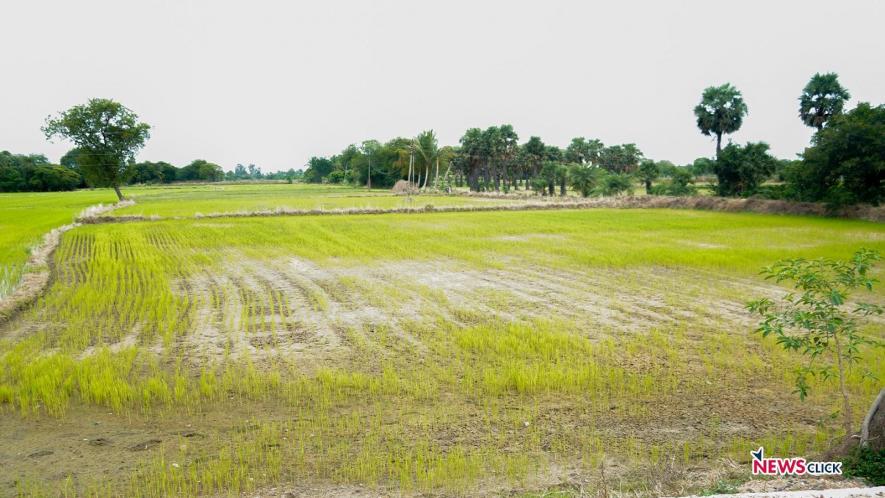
xmin=0 ymin=151 xmax=229 ymax=193
xmin=693 ymin=74 xmax=882 ymax=206
xmin=2 ymin=147 xmax=302 ymax=198
xmin=2 ymin=72 xmax=881 ymax=205
xmin=303 ymin=72 xmax=881 ymax=206
xmin=303 ymin=130 xmax=706 ymax=197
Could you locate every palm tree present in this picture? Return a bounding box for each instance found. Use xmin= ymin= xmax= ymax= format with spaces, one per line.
xmin=799 ymin=73 xmax=851 ymax=131
xmin=694 ymin=83 xmax=748 ymax=157
xmin=413 ymin=130 xmax=440 ymax=190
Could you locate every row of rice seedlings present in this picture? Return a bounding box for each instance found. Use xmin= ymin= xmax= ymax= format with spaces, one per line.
xmin=18 ymin=227 xmax=198 ymax=352
xmin=696 ymin=325 xmax=885 ymax=427
xmin=723 ymin=427 xmax=843 ymax=462
xmin=0 ymin=262 xmax=24 ymax=299
xmin=18 ymin=208 xmax=881 ymax=360
xmin=0 ymin=333 xmax=422 ymax=416
xmin=446 ymin=321 xmax=681 ymax=399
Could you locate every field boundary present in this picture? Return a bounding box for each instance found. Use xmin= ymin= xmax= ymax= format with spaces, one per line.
xmin=80 ymin=195 xmax=884 ymax=223
xmin=0 ymin=201 xmax=132 ymax=324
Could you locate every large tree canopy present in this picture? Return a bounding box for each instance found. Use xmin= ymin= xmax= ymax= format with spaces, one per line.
xmin=598 ymin=144 xmax=643 ymax=174
xmin=0 ymin=151 xmax=81 ymax=192
xmin=799 ymin=73 xmax=851 ymax=131
xmin=714 ymin=142 xmax=777 ymax=197
xmin=43 ymin=98 xmax=151 ymax=200
xmin=694 ymin=83 xmax=748 ymax=157
xmin=793 ymin=102 xmax=884 ymax=206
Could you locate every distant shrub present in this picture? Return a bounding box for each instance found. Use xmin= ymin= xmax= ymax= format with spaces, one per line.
xmin=650 ymin=168 xmax=696 ymax=196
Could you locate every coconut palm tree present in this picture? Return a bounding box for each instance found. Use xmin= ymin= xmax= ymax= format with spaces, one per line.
xmin=413 ymin=130 xmax=440 ymax=190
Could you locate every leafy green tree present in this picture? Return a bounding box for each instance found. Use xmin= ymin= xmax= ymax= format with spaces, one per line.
xmin=303 ymin=156 xmax=334 ymax=183
xmin=0 ymin=164 xmax=24 ymax=192
xmin=545 ymin=145 xmax=563 ymax=162
xmin=530 ymin=177 xmax=548 ymax=195
xmin=596 ymin=171 xmax=634 ymax=196
xmin=459 ymin=128 xmax=487 ymax=191
xmin=694 ymin=84 xmax=748 ymax=157
xmin=178 ymin=159 xmax=223 ymax=182
xmin=599 ymin=144 xmax=642 ymax=174
xmin=565 ymin=137 xmax=603 ymax=165
xmin=497 ymin=125 xmax=520 ymax=191
xmin=539 ymin=161 xmax=568 ymax=196
xmin=690 ymin=157 xmax=716 ymax=177
xmin=568 ymin=164 xmax=596 ymax=197
xmin=585 ymin=139 xmax=604 ymax=167
xmin=748 ymin=249 xmax=882 ymax=434
xmin=473 ymin=125 xmax=520 ymax=192
xmin=43 ymin=98 xmax=150 ymax=200
xmin=637 ymin=159 xmax=660 ymax=194
xmin=520 ymin=136 xmax=547 ymax=188
xmin=792 ymin=103 xmax=885 ymax=206
xmin=799 ymin=73 xmax=851 ymax=131
xmin=130 ymin=162 xmax=164 ymax=184
xmin=58 ymin=149 xmax=90 ymax=188
xmin=130 ymin=161 xmax=177 ymax=184
xmin=714 ymin=142 xmax=777 ymax=196
xmin=654 ymin=160 xmax=678 ymax=177
xmin=651 ymin=168 xmax=696 ymax=196
xmin=0 ymin=151 xmax=83 ymax=192
xmin=28 ymin=165 xmax=82 ymax=191
xmin=335 ymin=144 xmax=361 ymax=184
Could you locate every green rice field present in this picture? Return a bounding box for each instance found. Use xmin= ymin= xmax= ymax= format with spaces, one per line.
xmin=112 ymin=183 xmax=522 ymax=218
xmin=0 ymin=185 xmax=883 ymax=497
xmin=0 ymin=190 xmax=116 ymax=298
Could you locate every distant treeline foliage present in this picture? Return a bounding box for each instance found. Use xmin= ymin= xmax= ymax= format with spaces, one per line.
xmin=0 ymin=152 xmax=303 ymax=192
xmin=299 ymin=73 xmax=882 ymax=207
xmin=6 ymin=72 xmax=882 ymax=207
xmin=302 ymin=129 xmax=688 ymax=198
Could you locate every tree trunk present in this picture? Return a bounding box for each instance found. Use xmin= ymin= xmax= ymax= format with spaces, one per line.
xmin=367 ymin=163 xmax=372 ymax=189
xmin=715 ymin=133 xmax=722 ymax=158
xmin=560 ymin=177 xmax=566 ymax=196
xmin=113 ymin=184 xmax=125 ymax=201
xmin=833 ymin=332 xmax=854 ymax=435
xmin=422 ymin=164 xmax=429 ymax=189
xmin=547 ymin=182 xmax=554 ymax=196
xmin=434 ymin=157 xmax=439 ymax=189
xmin=645 ymin=179 xmax=652 ymax=194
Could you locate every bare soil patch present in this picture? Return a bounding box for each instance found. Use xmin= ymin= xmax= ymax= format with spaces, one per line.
xmin=160 ymin=255 xmax=784 ymax=370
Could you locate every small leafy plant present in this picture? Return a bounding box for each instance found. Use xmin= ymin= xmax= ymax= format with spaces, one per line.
xmin=747 ymin=249 xmax=882 ymax=434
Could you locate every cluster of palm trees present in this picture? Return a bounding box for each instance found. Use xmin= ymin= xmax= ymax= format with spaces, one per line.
xmin=307 ymin=127 xmax=646 ymax=196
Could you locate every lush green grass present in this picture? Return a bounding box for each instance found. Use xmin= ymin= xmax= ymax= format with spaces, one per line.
xmin=1 ymin=207 xmax=883 ymax=496
xmin=112 ymin=183 xmax=521 ymax=218
xmin=0 ymin=189 xmax=116 ymax=296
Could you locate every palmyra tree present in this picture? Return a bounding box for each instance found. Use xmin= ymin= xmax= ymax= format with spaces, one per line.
xmin=799 ymin=72 xmax=851 ymax=131
xmin=694 ymin=83 xmax=748 ymax=157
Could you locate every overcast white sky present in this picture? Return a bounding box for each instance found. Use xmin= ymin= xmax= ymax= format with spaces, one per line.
xmin=2 ymin=0 xmax=884 ymax=171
